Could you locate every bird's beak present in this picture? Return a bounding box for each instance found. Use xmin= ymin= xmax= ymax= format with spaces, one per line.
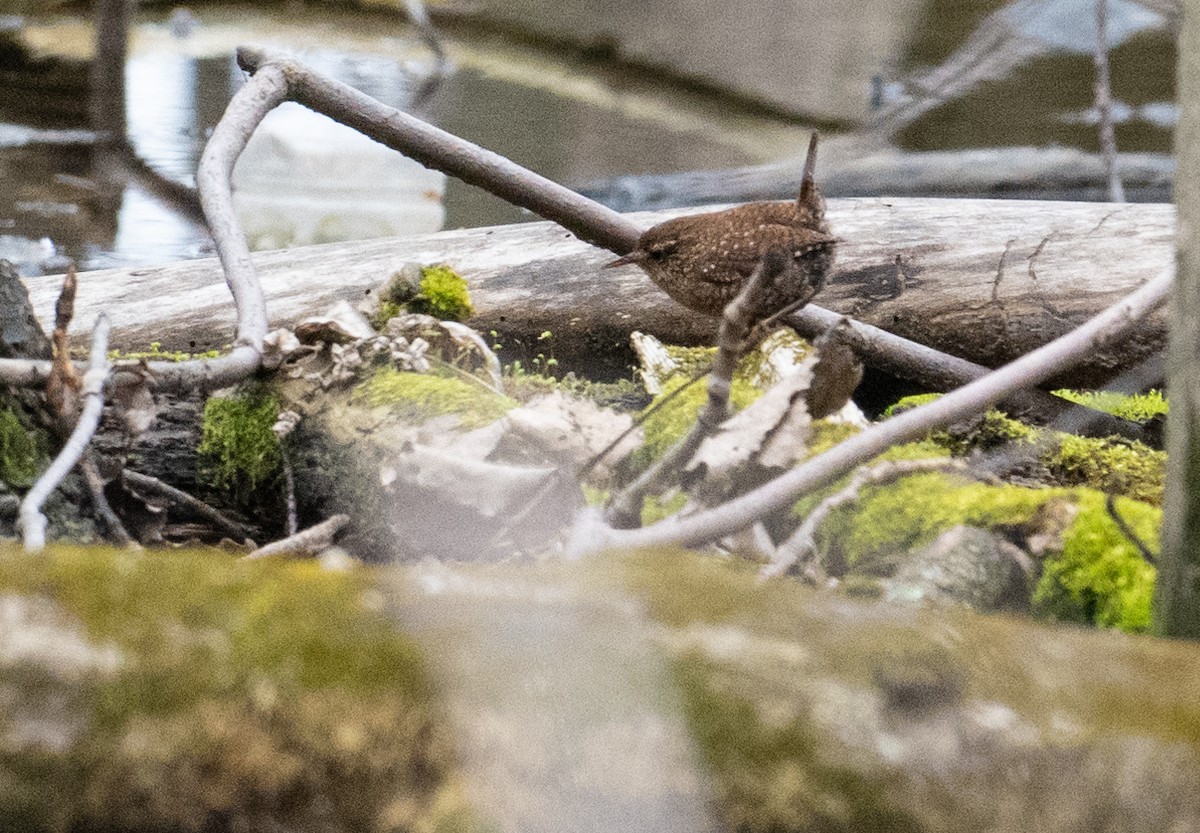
xmin=606 ymin=251 xmax=643 ymax=268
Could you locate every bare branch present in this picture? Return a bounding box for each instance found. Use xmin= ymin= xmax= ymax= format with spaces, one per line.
xmin=20 ymin=314 xmax=112 ymax=552
xmin=243 ymin=514 xmax=350 ymax=560
xmin=604 ymin=252 xmax=785 ymax=527
xmin=235 ymin=46 xmax=638 ymax=255
xmin=574 ymin=266 xmax=1172 ymax=554
xmin=122 ymin=470 xmax=253 ymax=543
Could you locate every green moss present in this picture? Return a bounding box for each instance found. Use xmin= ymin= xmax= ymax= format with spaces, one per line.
xmin=357 ymin=367 xmax=516 ymax=427
xmin=815 ymin=472 xmax=1054 ymax=575
xmin=642 ymin=490 xmax=689 ymax=525
xmin=370 ymin=299 xmax=404 ymax=330
xmin=0 ymin=406 xmax=46 ymax=487
xmin=883 ymin=396 xmax=1036 ymax=454
xmin=1047 ymin=434 xmax=1165 ymax=504
xmin=0 ymin=545 xmax=469 ymax=832
xmin=882 ymin=392 xmax=941 ymax=418
xmin=1052 ymin=388 xmax=1168 ymax=422
xmin=927 ymin=409 xmax=1037 ymax=455
xmin=108 ymin=341 xmax=223 ymax=362
xmin=197 ymin=387 xmax=282 ymax=506
xmin=675 ymin=657 xmax=921 ymax=833
xmin=635 ymin=375 xmax=759 ymax=467
xmin=410 ymin=264 xmax=473 ymax=322
xmin=1033 ymin=492 xmax=1158 ymax=632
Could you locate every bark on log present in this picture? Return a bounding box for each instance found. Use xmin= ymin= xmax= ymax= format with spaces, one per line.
xmin=30 ymin=197 xmax=1171 ymax=388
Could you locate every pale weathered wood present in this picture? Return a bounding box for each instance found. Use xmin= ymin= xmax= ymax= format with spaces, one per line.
xmin=29 ymin=197 xmax=1172 ymax=386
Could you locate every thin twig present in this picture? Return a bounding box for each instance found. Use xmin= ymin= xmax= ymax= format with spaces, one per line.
xmin=1094 ymin=0 xmax=1127 ymax=203
xmin=571 ymin=266 xmax=1172 ymax=555
xmin=282 ymin=451 xmax=298 ymax=537
xmin=81 ymin=454 xmax=135 ymax=547
xmin=604 ymin=251 xmax=785 ymax=528
xmin=1104 ymin=492 xmax=1156 ymax=563
xmin=243 ymin=514 xmax=350 ymax=560
xmin=20 ymin=314 xmax=112 ymax=553
xmin=123 ymin=469 xmax=253 ymax=543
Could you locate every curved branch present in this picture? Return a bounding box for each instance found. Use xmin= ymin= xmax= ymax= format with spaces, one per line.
xmin=575 ymin=267 xmax=1173 ymax=554
xmin=235 ymin=46 xmax=638 ymax=255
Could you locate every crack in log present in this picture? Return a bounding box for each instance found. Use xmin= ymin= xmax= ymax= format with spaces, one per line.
xmin=1026 ymin=233 xmax=1070 ymax=324
xmin=1086 ymin=207 xmax=1126 ymax=237
xmin=990 ymin=238 xmax=1016 ymax=354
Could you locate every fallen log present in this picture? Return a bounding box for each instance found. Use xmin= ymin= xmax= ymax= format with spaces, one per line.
xmin=28 ymin=197 xmax=1171 ymax=388
xmin=6 ymin=547 xmax=1200 ymax=832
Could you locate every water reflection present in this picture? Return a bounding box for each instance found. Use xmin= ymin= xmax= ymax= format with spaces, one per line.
xmin=1 ymin=23 xmax=761 ymax=274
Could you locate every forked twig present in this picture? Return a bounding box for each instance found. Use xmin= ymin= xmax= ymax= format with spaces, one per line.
xmin=20 ymin=314 xmax=112 ymax=552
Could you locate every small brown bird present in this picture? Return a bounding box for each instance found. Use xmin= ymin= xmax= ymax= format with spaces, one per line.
xmin=608 ymin=133 xmax=836 ymax=320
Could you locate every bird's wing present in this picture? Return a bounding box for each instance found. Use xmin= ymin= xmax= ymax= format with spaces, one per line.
xmin=723 ymin=224 xmax=836 ymax=281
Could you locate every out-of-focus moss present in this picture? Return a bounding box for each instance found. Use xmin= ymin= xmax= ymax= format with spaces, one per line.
xmin=0 ymin=544 xmax=472 ymax=832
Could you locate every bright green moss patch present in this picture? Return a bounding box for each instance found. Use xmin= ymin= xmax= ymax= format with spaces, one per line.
xmin=0 ymin=545 xmax=468 ymax=832
xmin=1047 ymin=434 xmax=1165 ymax=504
xmin=1033 ymin=492 xmax=1158 ymax=632
xmin=410 ymin=264 xmax=473 ymax=321
xmin=197 ymin=386 xmax=282 ymax=505
xmin=815 ymin=472 xmax=1054 ymax=575
xmin=358 ymin=367 xmax=516 ymax=427
xmin=1053 ymin=388 xmax=1168 ymax=422
xmin=0 ymin=406 xmax=46 ymax=487
xmin=882 ymin=392 xmax=941 ymax=418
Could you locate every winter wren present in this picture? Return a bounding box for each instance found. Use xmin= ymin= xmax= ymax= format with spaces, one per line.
xmin=607 ymin=133 xmax=835 ymax=320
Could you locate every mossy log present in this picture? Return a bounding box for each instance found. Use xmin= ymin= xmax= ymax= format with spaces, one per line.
xmin=4 ymin=546 xmax=1199 ymax=833
xmin=30 ymin=197 xmax=1171 ymax=386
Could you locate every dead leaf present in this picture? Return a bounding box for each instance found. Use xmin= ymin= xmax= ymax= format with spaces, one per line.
xmin=687 ymin=358 xmax=815 ymax=492
xmin=294 ymin=300 xmax=376 ymax=345
xmin=505 ymin=391 xmax=641 ymax=483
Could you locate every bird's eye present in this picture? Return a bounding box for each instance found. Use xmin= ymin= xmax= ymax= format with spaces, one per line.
xmin=647 ymin=242 xmax=676 ymax=260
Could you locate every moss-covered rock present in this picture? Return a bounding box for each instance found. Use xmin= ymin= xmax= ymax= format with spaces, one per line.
xmin=1046 ymin=434 xmax=1165 ymax=505
xmin=0 ymin=545 xmax=468 ymax=832
xmin=814 ymin=471 xmax=1052 ymax=576
xmin=1032 ymin=492 xmax=1158 ymax=632
xmin=607 ymin=550 xmax=1200 ymax=833
xmin=356 ymin=368 xmax=517 ymax=427
xmin=801 ymin=464 xmax=1159 ymax=632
